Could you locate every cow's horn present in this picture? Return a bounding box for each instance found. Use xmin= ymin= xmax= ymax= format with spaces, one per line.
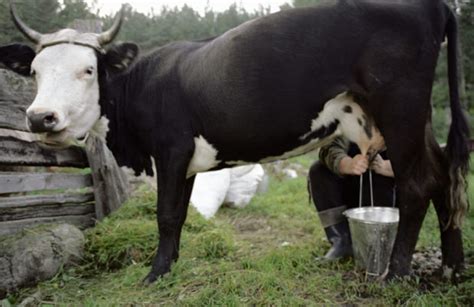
xmin=10 ymin=1 xmax=43 ymax=44
xmin=97 ymin=7 xmax=124 ymax=45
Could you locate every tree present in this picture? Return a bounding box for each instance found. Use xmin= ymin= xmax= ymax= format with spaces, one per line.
xmin=0 ymin=0 xmax=57 ymax=45
xmin=292 ymin=0 xmax=322 ymax=8
xmin=215 ymin=4 xmax=251 ymax=35
xmin=19 ymin=0 xmax=61 ymax=33
xmin=59 ymin=0 xmax=95 ymax=26
xmin=0 ymin=0 xmax=63 ymax=45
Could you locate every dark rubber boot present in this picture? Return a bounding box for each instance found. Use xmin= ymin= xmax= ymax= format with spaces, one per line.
xmin=324 ymin=221 xmax=353 ymax=259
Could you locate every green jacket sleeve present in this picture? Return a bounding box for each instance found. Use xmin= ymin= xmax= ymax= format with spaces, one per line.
xmin=318 ymin=137 xmax=350 ymax=176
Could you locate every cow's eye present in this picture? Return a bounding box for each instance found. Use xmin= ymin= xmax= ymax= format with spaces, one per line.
xmin=30 ymin=69 xmax=36 ymax=76
xmin=85 ymin=67 xmax=94 ymax=75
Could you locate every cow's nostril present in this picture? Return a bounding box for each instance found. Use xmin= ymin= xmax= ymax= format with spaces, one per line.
xmin=44 ymin=114 xmax=57 ymax=126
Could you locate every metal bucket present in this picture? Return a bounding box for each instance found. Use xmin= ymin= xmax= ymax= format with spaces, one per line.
xmin=344 ymin=171 xmax=399 ymax=276
xmin=344 ymin=207 xmax=399 ymax=276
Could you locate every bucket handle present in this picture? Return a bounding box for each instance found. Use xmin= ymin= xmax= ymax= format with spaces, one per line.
xmin=358 ymin=171 xmax=374 ymax=208
xmin=359 ymin=170 xmax=396 ymax=208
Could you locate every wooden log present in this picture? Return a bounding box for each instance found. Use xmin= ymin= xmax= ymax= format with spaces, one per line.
xmin=0 ymin=72 xmax=35 ymax=131
xmin=86 ymin=136 xmax=129 ymax=220
xmin=0 ymin=104 xmax=28 ymax=131
xmin=0 ymin=68 xmax=36 ymax=105
xmin=0 ymin=172 xmax=93 ymax=195
xmin=0 ymin=214 xmax=96 ymax=237
xmin=0 ymin=136 xmax=88 ymax=168
xmin=0 ymin=192 xmax=94 ymax=209
xmin=0 ymin=202 xmax=95 ymax=222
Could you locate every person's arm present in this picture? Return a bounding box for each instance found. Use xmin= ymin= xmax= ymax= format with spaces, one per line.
xmin=319 ymin=137 xmax=369 ymax=176
xmin=370 ymin=154 xmax=395 ymax=177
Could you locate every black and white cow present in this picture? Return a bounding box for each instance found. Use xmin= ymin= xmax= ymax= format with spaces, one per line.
xmin=0 ymin=0 xmax=469 ymax=283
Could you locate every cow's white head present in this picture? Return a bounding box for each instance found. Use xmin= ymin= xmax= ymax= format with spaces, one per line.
xmin=2 ymin=3 xmax=138 ymax=147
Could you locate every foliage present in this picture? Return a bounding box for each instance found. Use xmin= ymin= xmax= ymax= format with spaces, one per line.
xmin=460 ymin=1 xmax=474 ymax=108
xmin=292 ymin=0 xmax=323 ymax=7
xmin=192 ymin=229 xmax=236 ymax=260
xmin=0 ymin=0 xmax=82 ymax=45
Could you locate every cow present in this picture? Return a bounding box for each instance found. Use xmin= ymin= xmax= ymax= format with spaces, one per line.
xmin=0 ymin=0 xmax=469 ymax=284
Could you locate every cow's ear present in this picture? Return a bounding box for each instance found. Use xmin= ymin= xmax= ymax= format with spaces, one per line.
xmin=104 ymin=42 xmax=139 ymax=74
xmin=0 ymin=44 xmax=36 ymax=76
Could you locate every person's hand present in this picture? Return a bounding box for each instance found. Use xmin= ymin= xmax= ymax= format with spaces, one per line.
xmin=371 ymin=154 xmax=395 ymax=177
xmin=338 ymin=154 xmax=369 ymax=176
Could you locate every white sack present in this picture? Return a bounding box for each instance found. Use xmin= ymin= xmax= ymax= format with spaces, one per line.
xmin=190 ymin=164 xmax=266 ymax=219
xmin=190 ymin=168 xmax=231 ymax=219
xmin=224 ymin=164 xmax=265 ymax=208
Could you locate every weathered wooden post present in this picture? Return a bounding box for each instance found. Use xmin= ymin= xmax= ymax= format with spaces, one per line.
xmin=86 ymin=135 xmax=129 ymax=220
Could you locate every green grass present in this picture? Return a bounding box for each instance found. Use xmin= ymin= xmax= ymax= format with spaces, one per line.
xmin=4 ymin=164 xmax=474 ymax=305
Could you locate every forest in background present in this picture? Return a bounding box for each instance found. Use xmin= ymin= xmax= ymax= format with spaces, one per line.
xmin=0 ymin=0 xmax=472 ymax=140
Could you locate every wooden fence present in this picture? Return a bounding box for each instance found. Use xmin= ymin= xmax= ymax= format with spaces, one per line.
xmin=0 ymin=69 xmax=128 ymax=236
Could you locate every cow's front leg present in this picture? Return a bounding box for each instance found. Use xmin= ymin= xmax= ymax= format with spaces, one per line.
xmin=172 ymin=175 xmax=195 ymax=262
xmin=144 ymin=146 xmax=194 ymax=284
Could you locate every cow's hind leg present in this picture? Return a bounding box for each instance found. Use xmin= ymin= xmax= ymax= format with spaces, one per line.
xmin=432 ymin=192 xmax=465 ymax=281
xmin=427 ymin=132 xmax=465 ymax=281
xmin=368 ymin=79 xmax=436 ymax=279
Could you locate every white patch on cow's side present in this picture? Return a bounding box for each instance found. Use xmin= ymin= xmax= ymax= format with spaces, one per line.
xmin=187 ymin=136 xmax=221 ymax=178
xmin=27 ymin=44 xmax=101 ymax=145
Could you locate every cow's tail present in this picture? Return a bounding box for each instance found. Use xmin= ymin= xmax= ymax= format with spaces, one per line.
xmin=445 ymin=7 xmax=470 ymax=228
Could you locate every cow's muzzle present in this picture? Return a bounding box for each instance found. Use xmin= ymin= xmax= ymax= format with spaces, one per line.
xmin=27 ymin=111 xmax=59 ymax=133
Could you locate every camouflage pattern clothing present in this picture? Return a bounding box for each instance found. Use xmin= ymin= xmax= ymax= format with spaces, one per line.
xmin=318 ymin=136 xmax=351 ymax=177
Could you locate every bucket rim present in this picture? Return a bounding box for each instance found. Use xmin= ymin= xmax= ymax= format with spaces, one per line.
xmin=343 ymin=207 xmax=399 ymax=225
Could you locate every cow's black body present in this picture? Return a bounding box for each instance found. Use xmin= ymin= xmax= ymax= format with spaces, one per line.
xmin=2 ymin=0 xmax=469 ymax=283
xmin=106 ymin=1 xmax=437 ymax=172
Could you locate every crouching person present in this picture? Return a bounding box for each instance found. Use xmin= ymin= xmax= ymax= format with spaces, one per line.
xmin=308 ymin=137 xmax=396 ymax=259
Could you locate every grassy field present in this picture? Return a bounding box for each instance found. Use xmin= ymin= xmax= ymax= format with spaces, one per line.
xmin=5 ymin=157 xmax=474 ymax=306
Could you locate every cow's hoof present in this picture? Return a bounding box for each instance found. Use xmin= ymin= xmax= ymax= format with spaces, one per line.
xmin=142 ymin=267 xmax=171 ymax=286
xmin=142 ymin=273 xmax=158 ymax=286
xmin=441 ymin=265 xmax=464 ymax=284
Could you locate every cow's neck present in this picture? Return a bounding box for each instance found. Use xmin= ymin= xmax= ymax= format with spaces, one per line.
xmin=99 ymin=58 xmax=155 ymax=176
